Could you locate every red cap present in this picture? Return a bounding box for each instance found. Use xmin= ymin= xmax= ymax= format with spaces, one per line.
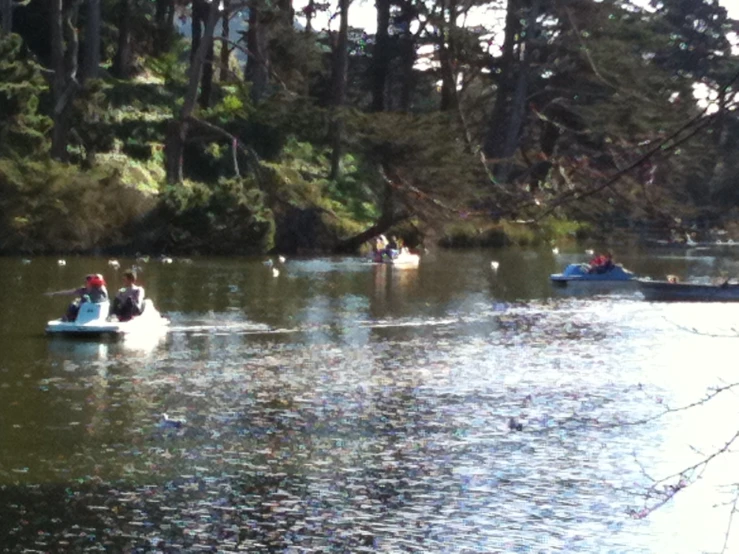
xmin=86 ymin=274 xmax=106 ymax=287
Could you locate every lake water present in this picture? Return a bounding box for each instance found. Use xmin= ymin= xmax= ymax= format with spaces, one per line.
xmin=2 ymin=246 xmax=739 ymax=553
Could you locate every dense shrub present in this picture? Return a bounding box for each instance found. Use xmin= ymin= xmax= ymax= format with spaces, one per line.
xmin=0 ymin=158 xmax=157 ymax=254
xmin=151 ymin=177 xmax=276 ymax=254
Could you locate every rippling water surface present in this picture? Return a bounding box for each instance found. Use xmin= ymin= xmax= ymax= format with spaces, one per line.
xmin=2 ymin=247 xmax=739 ymax=552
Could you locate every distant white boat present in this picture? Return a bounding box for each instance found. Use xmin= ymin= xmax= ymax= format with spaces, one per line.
xmin=370 ymin=249 xmax=420 ymax=267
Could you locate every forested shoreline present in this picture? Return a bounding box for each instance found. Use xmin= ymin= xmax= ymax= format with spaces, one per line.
xmin=1 ymin=0 xmax=738 ymax=255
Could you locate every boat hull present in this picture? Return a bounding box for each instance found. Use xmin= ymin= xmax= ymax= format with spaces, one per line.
xmin=45 ymin=299 xmax=168 ymax=336
xmin=370 ymin=251 xmax=420 ymax=266
xmin=638 ymin=279 xmax=739 ymax=302
xmin=550 ymin=263 xmax=636 ymax=285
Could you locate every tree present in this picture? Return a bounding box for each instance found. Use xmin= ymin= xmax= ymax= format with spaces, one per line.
xmin=192 ymin=0 xmax=216 ymax=107
xmin=51 ymin=0 xmax=82 ymax=161
xmin=483 ymin=0 xmax=542 ymax=185
xmin=112 ymin=0 xmax=134 ymax=78
xmin=82 ymin=0 xmax=101 ymax=81
xmin=370 ymin=0 xmax=390 ymax=111
xmin=245 ymin=0 xmax=271 ymax=103
xmin=1 ymin=0 xmax=12 ymax=35
xmin=166 ymin=0 xmax=223 ymax=183
xmin=328 ymin=0 xmax=350 ymax=180
xmin=154 ymin=0 xmax=175 ymax=56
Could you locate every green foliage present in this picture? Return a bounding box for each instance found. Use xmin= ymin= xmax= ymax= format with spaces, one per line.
xmin=0 ymin=34 xmax=53 ymax=157
xmin=0 ymin=158 xmax=156 ymax=254
xmin=157 ymin=178 xmax=276 ymax=254
xmin=143 ymin=38 xmax=191 ymax=88
xmin=439 ymin=220 xmax=508 ymax=248
xmin=267 ymin=137 xmax=378 ymax=227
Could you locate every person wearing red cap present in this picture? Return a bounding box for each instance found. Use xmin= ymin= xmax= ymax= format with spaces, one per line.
xmin=45 ymin=274 xmax=109 ymax=321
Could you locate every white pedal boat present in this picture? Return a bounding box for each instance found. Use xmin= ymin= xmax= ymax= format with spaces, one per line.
xmin=370 ymin=249 xmax=421 ymax=266
xmin=45 ymin=299 xmax=169 ymax=336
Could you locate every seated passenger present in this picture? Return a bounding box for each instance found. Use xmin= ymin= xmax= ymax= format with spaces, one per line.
xmin=384 ymin=236 xmax=400 ymax=259
xmin=45 ymin=274 xmax=108 ymax=321
xmin=589 ymin=252 xmax=614 ymax=274
xmin=112 ymin=270 xmax=145 ymax=321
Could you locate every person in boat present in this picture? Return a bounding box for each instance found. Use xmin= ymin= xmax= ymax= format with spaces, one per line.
xmin=384 ymin=236 xmax=400 ymax=260
xmin=588 ymin=252 xmax=614 ymax=274
xmin=45 ymin=274 xmax=109 ymax=321
xmin=111 ymin=270 xmax=145 ymax=321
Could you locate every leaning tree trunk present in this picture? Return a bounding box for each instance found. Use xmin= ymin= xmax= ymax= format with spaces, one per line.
xmin=165 ymin=2 xmax=220 ymax=183
xmin=82 ymin=0 xmax=101 ymax=81
xmin=1 ymin=0 xmax=12 ymax=35
xmin=113 ymin=0 xmax=133 ymax=78
xmin=328 ymin=0 xmax=349 ymax=180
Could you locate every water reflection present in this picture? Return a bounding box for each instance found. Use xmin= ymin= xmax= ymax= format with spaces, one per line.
xmin=3 ymin=250 xmax=739 ymax=552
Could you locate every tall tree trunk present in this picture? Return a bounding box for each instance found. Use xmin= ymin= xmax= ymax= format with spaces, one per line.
xmin=278 ymin=0 xmax=293 ymax=27
xmin=195 ymin=0 xmax=215 ymax=107
xmin=329 ymin=0 xmax=349 ymax=180
xmin=370 ymin=0 xmax=390 ymax=111
xmin=245 ymin=0 xmax=269 ymax=103
xmin=82 ymin=0 xmax=101 ymax=81
xmin=438 ymin=0 xmax=457 ymax=112
xmin=219 ymin=0 xmax=230 ymax=81
xmin=482 ymin=0 xmax=539 ymax=184
xmin=113 ymin=0 xmax=133 ymax=78
xmin=191 ymin=0 xmax=205 ymax=63
xmin=165 ymin=2 xmax=220 ymax=183
xmin=154 ymin=0 xmax=173 ymax=55
xmin=304 ymin=0 xmax=314 ymax=32
xmin=51 ymin=0 xmax=81 ymax=161
xmin=1 ymin=0 xmax=12 ymax=35
xmin=397 ymin=1 xmax=416 ymax=111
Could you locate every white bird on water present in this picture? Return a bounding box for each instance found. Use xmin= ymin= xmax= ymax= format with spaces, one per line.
xmin=491 ymin=261 xmax=500 ymax=271
xmin=552 ymin=247 xmax=559 ymax=255
xmin=57 ymin=259 xmax=66 ymax=266
xmin=272 ymin=268 xmax=280 ymax=278
xmin=585 ymin=249 xmax=594 ymax=256
xmin=108 ymin=259 xmax=120 ymax=269
xmin=278 ymin=255 xmax=286 ymax=264
xmin=160 ymin=413 xmax=186 ymax=429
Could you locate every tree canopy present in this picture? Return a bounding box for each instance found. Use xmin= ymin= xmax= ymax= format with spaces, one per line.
xmin=1 ymin=0 xmax=738 ymax=254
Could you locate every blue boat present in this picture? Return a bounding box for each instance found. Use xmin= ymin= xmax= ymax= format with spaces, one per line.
xmin=549 ymin=263 xmax=637 ymax=286
xmin=638 ymin=279 xmax=739 ymax=302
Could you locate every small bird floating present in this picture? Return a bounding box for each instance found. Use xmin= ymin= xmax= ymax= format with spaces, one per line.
xmin=108 ymin=259 xmax=120 ymax=269
xmin=57 ymin=259 xmax=66 ymax=266
xmin=272 ymin=268 xmax=280 ymax=278
xmin=159 ymin=413 xmax=186 ymax=429
xmin=552 ymin=247 xmax=559 ymax=255
xmin=490 ymin=261 xmax=500 ymax=271
xmin=278 ymin=255 xmax=286 ymax=264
